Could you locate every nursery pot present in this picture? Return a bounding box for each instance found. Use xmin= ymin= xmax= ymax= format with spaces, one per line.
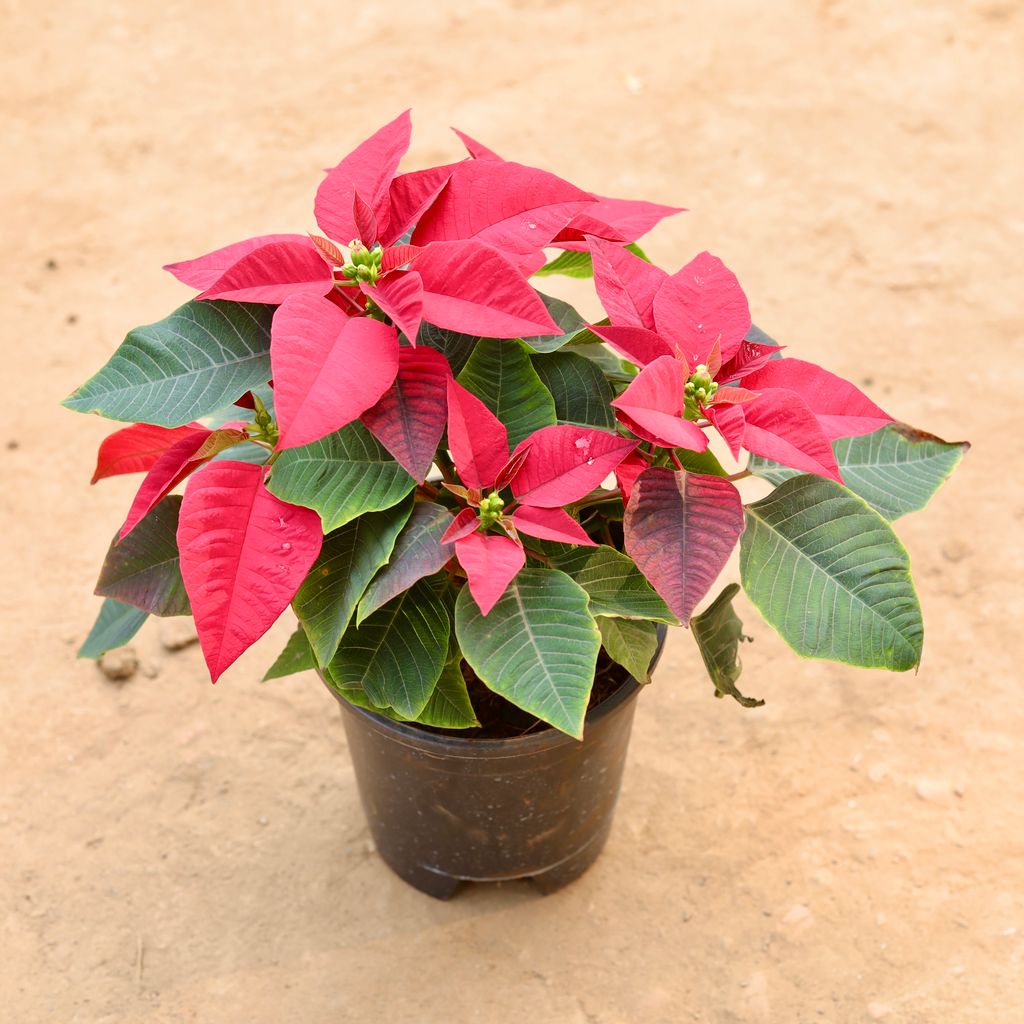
xmin=322 ymin=626 xmax=667 ymax=899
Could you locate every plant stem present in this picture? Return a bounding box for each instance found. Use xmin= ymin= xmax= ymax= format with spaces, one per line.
xmin=728 ymin=469 xmax=752 ymax=482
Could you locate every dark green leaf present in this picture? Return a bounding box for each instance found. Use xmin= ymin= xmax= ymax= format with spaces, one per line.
xmin=293 ymin=498 xmax=413 ymax=666
xmin=327 ymin=580 xmax=451 ymax=719
xmin=598 ymin=617 xmax=660 ymax=684
xmin=690 ymin=583 xmax=763 ymax=707
xmin=412 ymin=645 xmax=480 ymax=729
xmin=740 ymin=476 xmax=923 ymax=671
xmin=519 ymin=293 xmax=587 ymax=353
xmin=78 ymin=599 xmax=148 ymax=659
xmin=267 ymin=421 xmax=415 ymax=533
xmin=530 ymin=350 xmax=615 ymax=429
xmin=417 ymin=321 xmax=479 ymax=374
xmin=455 ymin=568 xmax=600 ymax=738
xmin=457 ymin=338 xmax=556 ymax=448
xmin=95 ymin=496 xmax=190 ymax=616
xmin=357 ymin=502 xmax=454 ymax=624
xmin=62 ymin=300 xmax=273 ymax=426
xmin=551 ymin=546 xmax=679 ymax=623
xmin=748 ymin=424 xmax=969 ymax=520
xmin=263 ymin=626 xmax=316 ymax=681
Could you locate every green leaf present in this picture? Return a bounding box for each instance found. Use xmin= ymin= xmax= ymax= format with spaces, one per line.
xmin=625 ymin=242 xmax=651 ymax=262
xmin=293 ymin=498 xmax=413 ymax=666
xmin=267 ymin=421 xmax=415 ymax=533
xmin=417 ymin=321 xmax=478 ymax=374
xmin=263 ymin=626 xmax=316 ymax=681
xmin=532 ymin=250 xmax=594 ymax=279
xmin=530 ymin=350 xmax=615 ymax=429
xmin=62 ymin=300 xmax=273 ymax=426
xmin=675 ymin=447 xmax=729 ymax=477
xmin=326 ymin=580 xmax=450 ymax=719
xmin=550 ymin=546 xmax=679 ymax=624
xmin=740 ymin=476 xmax=923 ymax=671
xmin=457 ymin=338 xmax=557 ymax=448
xmin=690 ymin=583 xmax=763 ymax=707
xmin=357 ymin=502 xmax=453 ymax=624
xmin=598 ymin=617 xmax=660 ymax=684
xmin=748 ymin=424 xmax=969 ymax=520
xmin=412 ymin=645 xmax=480 ymax=729
xmin=519 ymin=293 xmax=587 ymax=353
xmin=94 ymin=496 xmax=190 ymax=616
xmin=455 ymin=568 xmax=601 ymax=738
xmin=78 ymin=599 xmax=148 ymax=659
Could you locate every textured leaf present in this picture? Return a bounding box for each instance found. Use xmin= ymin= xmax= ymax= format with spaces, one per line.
xmin=750 ymin=424 xmax=968 ymax=520
xmin=293 ymin=498 xmax=413 ymax=666
xmin=652 ymin=251 xmax=751 ymax=366
xmin=587 ymin=235 xmax=667 ymax=329
xmin=741 ymin=388 xmax=843 ymax=482
xmin=263 ymin=626 xmax=316 ymax=681
xmin=326 ymin=580 xmax=450 ymax=719
xmin=458 ymin=339 xmax=557 ymax=449
xmin=412 ymin=159 xmax=594 ymax=255
xmin=198 ymin=241 xmax=333 ymax=303
xmin=445 ymin=378 xmax=509 ymax=491
xmin=533 ymin=250 xmax=595 ymax=279
xmin=508 ymin=505 xmax=596 ymax=547
xmin=415 ymin=241 xmax=560 ymax=338
xmin=97 ymin=495 xmax=190 ymax=616
xmin=509 ymin=425 xmax=636 ymax=507
xmin=455 ymin=568 xmax=601 ymax=738
xmin=598 ymin=617 xmax=660 ymax=684
xmin=78 ymin=599 xmax=148 ymax=659
xmin=357 ymin=502 xmax=454 ymax=624
xmin=417 ymin=321 xmax=478 ymax=375
xmin=530 ymin=350 xmax=615 ymax=429
xmin=740 ymin=476 xmax=923 ymax=671
xmin=742 ymin=358 xmax=892 ymax=440
xmin=63 ymin=300 xmax=273 ymax=427
xmin=518 ymin=292 xmax=587 ymax=353
xmin=272 ymin=294 xmax=399 ymax=450
xmin=624 ymin=468 xmax=744 ymax=623
xmin=382 ymin=163 xmax=456 ymax=246
xmin=361 ymin=345 xmax=450 ymax=480
xmin=611 ymin=356 xmax=709 ymax=451
xmin=267 ymin=421 xmax=415 ymax=533
xmin=314 ymin=110 xmax=411 ymax=246
xmin=91 ymin=422 xmax=205 ymax=483
xmin=587 ymin=322 xmax=674 ymax=367
xmin=413 ymin=647 xmax=480 ymax=729
xmin=455 ymin=531 xmax=526 ymax=615
xmin=177 ymin=461 xmax=323 ymax=681
xmin=164 ymin=234 xmax=315 ymax=290
xmin=550 ymin=545 xmax=677 ymax=623
xmin=555 ymin=199 xmax=683 ymax=248
xmin=363 ymin=270 xmax=424 ymax=345
xmin=690 ymin=583 xmax=762 ymax=707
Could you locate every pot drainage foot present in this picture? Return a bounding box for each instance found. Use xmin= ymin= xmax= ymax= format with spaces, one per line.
xmin=390 ymin=862 xmax=463 ymax=900
xmin=529 ymin=839 xmax=604 ymax=895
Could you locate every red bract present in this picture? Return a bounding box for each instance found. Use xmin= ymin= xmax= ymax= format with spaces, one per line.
xmin=177 ymin=461 xmax=323 ymax=682
xmin=163 ymin=111 xmax=564 ymax=341
xmin=450 ymin=130 xmax=685 ymax=252
xmin=590 ymin=239 xmax=892 ymax=482
xmin=442 ymin=381 xmax=627 ymax=614
xmin=91 ymin=421 xmax=206 ymax=484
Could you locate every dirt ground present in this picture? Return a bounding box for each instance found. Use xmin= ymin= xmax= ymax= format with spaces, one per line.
xmin=2 ymin=1 xmax=1022 ymax=1020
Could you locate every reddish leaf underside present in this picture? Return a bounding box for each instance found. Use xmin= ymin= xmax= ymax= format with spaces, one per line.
xmin=586 ymin=323 xmax=675 ymax=368
xmin=361 ymin=346 xmax=450 ymax=480
xmin=196 ymin=240 xmax=334 ymax=304
xmin=651 ymin=251 xmax=751 ymax=367
xmin=587 ymin=235 xmax=667 ymax=330
xmin=314 ymin=110 xmax=412 ymax=247
xmin=508 ymin=505 xmax=596 ymax=546
xmin=509 ymin=425 xmax=637 ymax=507
xmin=614 ymin=450 xmax=648 ymax=507
xmin=455 ymin=531 xmax=526 ymax=616
xmin=445 ymin=378 xmax=509 ymax=491
xmin=442 ymin=508 xmax=480 ymax=544
xmin=177 ymin=461 xmax=323 ymax=682
xmin=271 ymin=293 xmax=400 ymax=450
xmin=415 ymin=241 xmax=560 ymax=338
xmin=624 ymin=467 xmax=744 ymax=623
xmin=92 ymin=421 xmax=205 ymax=484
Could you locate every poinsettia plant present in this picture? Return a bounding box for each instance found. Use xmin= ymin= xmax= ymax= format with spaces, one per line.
xmin=66 ymin=112 xmax=968 ymax=738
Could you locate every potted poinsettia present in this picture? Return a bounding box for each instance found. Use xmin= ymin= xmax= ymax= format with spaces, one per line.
xmin=66 ymin=112 xmax=967 ymax=898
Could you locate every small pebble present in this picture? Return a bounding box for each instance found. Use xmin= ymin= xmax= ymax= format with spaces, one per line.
xmin=98 ymin=647 xmax=138 ymax=681
xmin=141 ymin=660 xmax=161 ymax=679
xmin=868 ymin=1002 xmax=890 ymax=1019
xmin=45 ymin=258 xmax=58 ymax=271
xmin=160 ymin=619 xmax=199 ymax=651
xmin=6 ymin=440 xmax=19 ymax=451
xmin=915 ymin=777 xmax=953 ymax=802
xmin=258 ymin=816 xmax=269 ymax=826
xmin=941 ymin=540 xmax=970 ymax=563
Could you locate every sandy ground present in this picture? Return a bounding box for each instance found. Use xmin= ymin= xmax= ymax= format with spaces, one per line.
xmin=2 ymin=1 xmax=1022 ymax=1020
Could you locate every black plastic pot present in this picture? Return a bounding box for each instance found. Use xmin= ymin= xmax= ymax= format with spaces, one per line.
xmin=322 ymin=626 xmax=666 ymax=899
